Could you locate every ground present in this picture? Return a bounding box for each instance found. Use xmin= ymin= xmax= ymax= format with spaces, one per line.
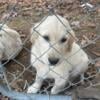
xmin=0 ymin=0 xmax=100 ymax=99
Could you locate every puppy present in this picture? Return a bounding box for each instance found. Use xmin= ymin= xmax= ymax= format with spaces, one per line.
xmin=27 ymin=15 xmax=89 ymax=94
xmin=0 ymin=24 xmax=22 ymax=61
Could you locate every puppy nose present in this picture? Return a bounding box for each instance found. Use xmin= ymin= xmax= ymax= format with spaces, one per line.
xmin=48 ymin=58 xmax=59 ymax=65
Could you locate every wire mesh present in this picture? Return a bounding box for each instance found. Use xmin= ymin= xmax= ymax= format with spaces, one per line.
xmin=0 ymin=0 xmax=100 ymax=99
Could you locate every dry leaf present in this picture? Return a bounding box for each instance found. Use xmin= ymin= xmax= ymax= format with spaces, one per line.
xmin=80 ymin=21 xmax=96 ymax=28
xmin=71 ymin=21 xmax=80 ymax=28
xmin=11 ymin=79 xmax=24 ymax=92
xmin=91 ymin=50 xmax=100 ymax=56
xmin=80 ymin=35 xmax=91 ymax=46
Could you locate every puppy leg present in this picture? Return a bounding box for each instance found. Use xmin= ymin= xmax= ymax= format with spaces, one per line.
xmin=27 ymin=75 xmax=43 ymax=93
xmin=51 ymin=78 xmax=67 ymax=94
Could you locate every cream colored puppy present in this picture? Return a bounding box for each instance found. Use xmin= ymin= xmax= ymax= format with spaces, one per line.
xmin=0 ymin=24 xmax=22 ymax=61
xmin=27 ymin=15 xmax=89 ymax=94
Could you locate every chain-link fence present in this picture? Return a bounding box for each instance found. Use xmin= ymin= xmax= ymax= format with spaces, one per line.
xmin=0 ymin=0 xmax=100 ymax=100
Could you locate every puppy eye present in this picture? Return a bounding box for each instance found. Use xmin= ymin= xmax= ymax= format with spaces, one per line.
xmin=60 ymin=37 xmax=67 ymax=43
xmin=43 ymin=35 xmax=50 ymax=41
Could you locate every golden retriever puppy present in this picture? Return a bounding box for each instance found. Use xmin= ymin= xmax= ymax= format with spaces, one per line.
xmin=27 ymin=15 xmax=89 ymax=94
xmin=0 ymin=24 xmax=22 ymax=61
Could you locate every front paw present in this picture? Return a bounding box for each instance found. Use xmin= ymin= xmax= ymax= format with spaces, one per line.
xmin=27 ymin=86 xmax=39 ymax=93
xmin=51 ymin=87 xmax=60 ymax=94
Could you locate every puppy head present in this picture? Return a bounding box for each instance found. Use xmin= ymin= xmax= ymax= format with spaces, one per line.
xmin=31 ymin=15 xmax=77 ymax=65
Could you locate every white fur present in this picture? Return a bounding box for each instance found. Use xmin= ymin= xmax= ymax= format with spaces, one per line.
xmin=27 ymin=15 xmax=89 ymax=94
xmin=0 ymin=24 xmax=22 ymax=60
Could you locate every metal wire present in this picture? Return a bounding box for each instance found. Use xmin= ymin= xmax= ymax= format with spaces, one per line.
xmin=0 ymin=0 xmax=99 ymax=100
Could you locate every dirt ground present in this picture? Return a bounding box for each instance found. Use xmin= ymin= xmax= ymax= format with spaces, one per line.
xmin=0 ymin=0 xmax=100 ymax=98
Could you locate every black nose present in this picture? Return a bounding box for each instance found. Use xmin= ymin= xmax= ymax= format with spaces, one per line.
xmin=48 ymin=58 xmax=59 ymax=65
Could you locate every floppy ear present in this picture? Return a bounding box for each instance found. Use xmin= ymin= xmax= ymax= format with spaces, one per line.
xmin=1 ymin=24 xmax=21 ymax=39
xmin=62 ymin=17 xmax=78 ymax=51
xmin=67 ymin=30 xmax=77 ymax=51
xmin=58 ymin=16 xmax=78 ymax=51
xmin=30 ymin=23 xmax=39 ymax=44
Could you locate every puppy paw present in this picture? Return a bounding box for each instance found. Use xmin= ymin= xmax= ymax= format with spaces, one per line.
xmin=27 ymin=86 xmax=39 ymax=93
xmin=51 ymin=88 xmax=59 ymax=94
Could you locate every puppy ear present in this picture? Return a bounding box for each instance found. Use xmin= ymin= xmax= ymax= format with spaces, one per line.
xmin=63 ymin=18 xmax=78 ymax=50
xmin=30 ymin=23 xmax=39 ymax=44
xmin=1 ymin=24 xmax=20 ymax=39
xmin=67 ymin=30 xmax=77 ymax=51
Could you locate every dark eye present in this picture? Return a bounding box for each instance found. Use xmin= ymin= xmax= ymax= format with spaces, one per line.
xmin=43 ymin=35 xmax=50 ymax=41
xmin=61 ymin=37 xmax=67 ymax=43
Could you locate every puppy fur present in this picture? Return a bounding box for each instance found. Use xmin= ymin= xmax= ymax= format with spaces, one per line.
xmin=0 ymin=24 xmax=22 ymax=61
xmin=27 ymin=15 xmax=89 ymax=94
